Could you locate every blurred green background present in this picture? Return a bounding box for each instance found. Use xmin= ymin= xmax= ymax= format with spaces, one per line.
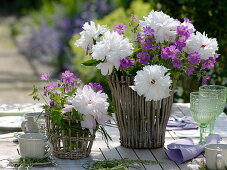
xmin=1 ymin=0 xmax=227 ymax=104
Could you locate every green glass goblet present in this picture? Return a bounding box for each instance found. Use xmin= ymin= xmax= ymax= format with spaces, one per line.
xmin=199 ymin=85 xmax=227 ymax=135
xmin=190 ymin=92 xmax=218 ymax=145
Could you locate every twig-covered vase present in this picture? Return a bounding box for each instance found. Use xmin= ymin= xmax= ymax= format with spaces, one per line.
xmin=107 ymin=75 xmax=174 ymax=148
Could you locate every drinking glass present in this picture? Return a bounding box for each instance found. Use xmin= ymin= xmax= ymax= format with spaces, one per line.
xmin=190 ymin=92 xmax=218 ymax=145
xmin=199 ymin=85 xmax=227 ymax=135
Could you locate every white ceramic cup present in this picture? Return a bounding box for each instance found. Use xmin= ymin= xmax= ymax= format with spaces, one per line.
xmin=18 ymin=133 xmax=53 ymax=158
xmin=205 ymin=144 xmax=227 ymax=170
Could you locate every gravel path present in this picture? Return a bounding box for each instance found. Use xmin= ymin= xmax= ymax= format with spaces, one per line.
xmin=0 ymin=16 xmax=55 ymax=104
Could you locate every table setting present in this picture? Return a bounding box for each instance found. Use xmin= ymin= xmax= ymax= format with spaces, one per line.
xmin=0 ymin=86 xmax=226 ymax=170
xmin=0 ymin=9 xmax=227 ymax=170
xmin=165 ymin=85 xmax=227 ymax=169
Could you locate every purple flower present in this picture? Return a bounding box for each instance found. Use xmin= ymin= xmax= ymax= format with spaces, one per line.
xmin=177 ymin=25 xmax=188 ymax=37
xmin=201 ymin=57 xmax=216 ymax=70
xmin=184 ymin=18 xmax=192 ymax=24
xmin=186 ymin=66 xmax=195 ymax=75
xmin=177 ymin=25 xmax=193 ymax=39
xmin=188 ymin=52 xmax=201 ymax=65
xmin=202 ymin=75 xmax=211 ymax=85
xmin=130 ymin=14 xmax=139 ymax=23
xmin=214 ymin=54 xmax=220 ymax=59
xmin=119 ymin=58 xmax=134 ymax=70
xmin=174 ymin=22 xmax=194 ymax=51
xmin=50 ymin=101 xmax=55 ymax=107
xmin=61 ymin=70 xmax=81 ymax=86
xmin=174 ymin=36 xmax=187 ymax=50
xmin=140 ymin=38 xmax=159 ymax=50
xmin=127 ymin=58 xmax=134 ymax=65
xmin=161 ymin=47 xmax=171 ymax=59
xmin=88 ymin=83 xmax=104 ymax=93
xmin=114 ymin=23 xmax=127 ymax=35
xmin=44 ymin=82 xmax=59 ymax=96
xmin=168 ymin=45 xmax=180 ymax=58
xmin=120 ymin=58 xmax=128 ymax=68
xmin=136 ymin=32 xmax=141 ymax=41
xmin=142 ymin=26 xmax=154 ymax=37
xmin=172 ymin=58 xmax=183 ymax=68
xmin=62 ymin=70 xmax=82 ymax=90
xmin=137 ymin=51 xmax=150 ymax=64
xmin=161 ymin=45 xmax=180 ymax=59
xmin=140 ymin=38 xmax=152 ymax=50
xmin=41 ymin=73 xmax=51 ymax=81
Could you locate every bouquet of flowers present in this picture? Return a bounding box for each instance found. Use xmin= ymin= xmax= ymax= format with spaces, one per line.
xmin=75 ymin=11 xmax=219 ymax=102
xmin=31 ymin=70 xmax=113 ymax=138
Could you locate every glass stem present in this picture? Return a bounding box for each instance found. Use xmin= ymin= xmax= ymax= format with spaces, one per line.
xmin=209 ymin=119 xmax=215 ymax=135
xmin=199 ymin=124 xmax=207 ymax=145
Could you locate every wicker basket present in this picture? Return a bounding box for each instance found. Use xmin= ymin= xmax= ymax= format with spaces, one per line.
xmin=45 ymin=112 xmax=95 ymax=159
xmin=107 ymin=75 xmax=174 ymax=149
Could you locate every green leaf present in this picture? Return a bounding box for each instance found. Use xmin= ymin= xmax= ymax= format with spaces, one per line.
xmin=67 ymin=88 xmax=77 ymax=96
xmin=72 ymin=108 xmax=83 ymax=121
xmin=107 ymin=99 xmax=117 ymax=114
xmin=42 ymin=105 xmax=50 ymax=110
xmin=82 ymin=59 xmax=101 ymax=66
xmin=54 ymin=95 xmax=61 ymax=104
xmin=32 ymin=95 xmax=40 ymax=101
xmin=51 ymin=109 xmax=62 ymax=125
xmin=29 ymin=85 xmax=39 ymax=96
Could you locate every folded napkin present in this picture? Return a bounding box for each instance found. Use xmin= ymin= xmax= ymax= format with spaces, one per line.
xmin=167 ymin=115 xmax=198 ymax=130
xmin=165 ymin=134 xmax=221 ymax=163
xmin=166 ymin=121 xmax=198 ymax=130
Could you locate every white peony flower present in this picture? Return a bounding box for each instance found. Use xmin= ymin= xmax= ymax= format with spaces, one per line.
xmin=72 ymin=85 xmax=109 ymax=119
xmin=71 ymin=85 xmax=111 ymax=133
xmin=186 ymin=31 xmax=218 ymax=60
xmin=131 ymin=65 xmax=172 ymax=101
xmin=92 ymin=31 xmax=133 ymax=75
xmin=74 ymin=21 xmax=109 ymax=50
xmin=140 ymin=11 xmax=180 ymax=43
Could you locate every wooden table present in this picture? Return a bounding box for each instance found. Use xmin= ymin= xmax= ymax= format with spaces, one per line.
xmin=0 ymin=103 xmax=226 ymax=170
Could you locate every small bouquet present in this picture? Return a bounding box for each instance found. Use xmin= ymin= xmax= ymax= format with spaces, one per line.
xmin=31 ymin=70 xmax=113 ymax=138
xmin=75 ymin=11 xmax=219 ymax=101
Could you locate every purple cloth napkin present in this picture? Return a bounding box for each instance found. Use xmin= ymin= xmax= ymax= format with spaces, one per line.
xmin=165 ymin=134 xmax=221 ymax=163
xmin=166 ymin=121 xmax=198 ymax=130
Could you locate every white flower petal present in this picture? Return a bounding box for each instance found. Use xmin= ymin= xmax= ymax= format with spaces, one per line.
xmin=62 ymin=105 xmax=74 ymax=113
xmin=92 ymin=31 xmax=134 ymax=75
xmin=132 ymin=65 xmax=172 ymax=101
xmin=72 ymin=85 xmax=109 ymax=119
xmin=81 ymin=115 xmax=96 ymax=134
xmin=97 ymin=63 xmax=114 ymax=75
xmin=75 ymin=21 xmax=109 ymax=50
xmin=97 ymin=114 xmax=112 ymax=125
xmin=185 ymin=31 xmax=218 ymax=60
xmin=140 ymin=11 xmax=180 ymax=43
